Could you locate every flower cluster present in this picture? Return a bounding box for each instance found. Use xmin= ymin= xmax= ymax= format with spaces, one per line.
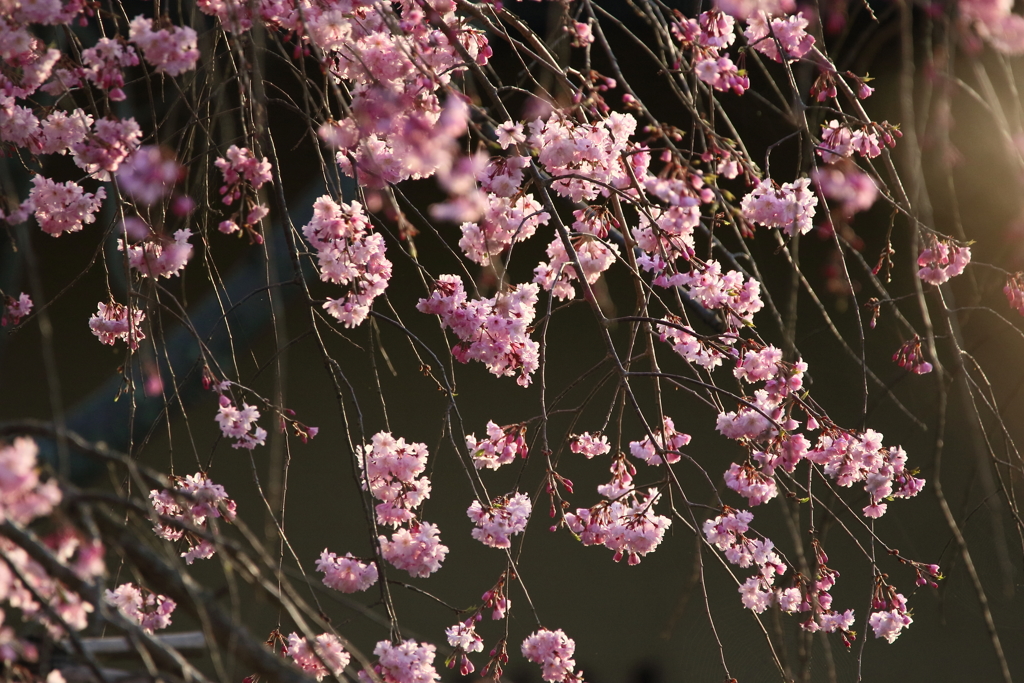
xmin=868 ymin=582 xmax=913 ymax=643
xmin=118 ymin=229 xmax=194 ymax=279
xmin=359 ymin=432 xmax=448 ymax=577
xmin=417 ymin=275 xmax=540 ymax=387
xmin=22 ymin=176 xmax=105 ymax=237
xmin=0 ymin=438 xmax=62 ymax=526
xmin=917 ymin=236 xmax=971 ymax=285
xmin=128 ymin=16 xmax=199 ymax=76
xmin=811 ymin=161 xmax=878 ymax=217
xmin=744 ymin=12 xmax=815 ymax=62
xmin=457 ymin=194 xmax=549 ymax=265
xmin=528 ymin=111 xmax=646 ymax=202
xmin=628 ymin=416 xmax=691 ymax=466
xmin=565 ymin=485 xmax=671 ymax=565
xmin=1005 ymin=272 xmax=1024 ymax=316
xmin=521 ymin=628 xmax=581 ymax=683
xmin=81 ymin=38 xmax=138 ymax=101
xmin=569 ymin=432 xmax=611 ymax=459
xmin=466 ymin=421 xmax=527 ymax=470
xmin=71 ymin=117 xmax=142 ymax=178
xmin=741 ymin=177 xmax=818 ymax=237
xmin=301 ymin=196 xmax=392 ymax=328
xmin=214 ymin=145 xmax=272 ymax=238
xmin=116 ymin=145 xmax=181 ymax=205
xmin=1 ymin=293 xmax=33 ymax=326
xmin=361 ymin=639 xmax=440 ymax=683
xmin=818 ymin=120 xmax=898 ymax=163
xmin=673 ymin=10 xmax=749 ymax=94
xmin=466 ymin=493 xmax=532 ymax=549
xmin=445 ymin=621 xmax=484 ymax=675
xmin=149 ymin=472 xmax=237 ymax=564
xmin=892 ymin=336 xmax=933 ymax=375
xmin=214 ymin=396 xmax=267 ymax=450
xmin=105 ymin=583 xmax=176 ymax=633
xmin=315 ymin=550 xmax=378 ymax=593
xmin=534 ymin=225 xmax=620 ymax=301
xmin=88 ymin=301 xmax=146 ymax=350
xmin=285 ymin=632 xmax=351 ymax=681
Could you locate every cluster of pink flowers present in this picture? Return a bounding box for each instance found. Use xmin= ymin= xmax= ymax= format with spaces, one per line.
xmin=534 ymin=213 xmax=620 ymax=300
xmin=818 ymin=120 xmax=896 ymax=163
xmin=104 ymin=583 xmax=176 ymax=633
xmin=214 ymin=145 xmax=272 ymax=237
xmin=628 ymin=417 xmax=691 ymax=466
xmin=0 ymin=438 xmax=62 ymax=526
xmin=358 ymin=432 xmax=448 ymax=578
xmin=811 ymin=161 xmax=878 ymax=217
xmin=301 ymin=196 xmax=392 ymax=328
xmin=1 ymin=293 xmax=33 ymax=326
xmin=565 ymin=485 xmax=671 ymax=565
xmin=128 ymin=16 xmax=199 ymax=76
xmin=445 ymin=621 xmax=484 ymax=675
xmin=457 ymin=194 xmax=549 ymax=265
xmin=116 ymin=145 xmax=181 ymax=205
xmin=1005 ymin=272 xmax=1024 ymax=315
xmin=358 ymin=431 xmax=432 ymax=527
xmin=360 ymin=639 xmax=440 ymax=683
xmin=285 ymin=632 xmax=351 ymax=681
xmin=88 ymin=301 xmax=146 ymax=350
xmin=741 ymin=177 xmax=818 ymax=236
xmin=72 ymin=117 xmax=142 ymax=178
xmin=959 ymin=0 xmax=1024 ymax=54
xmin=662 ymin=260 xmax=764 ymax=329
xmin=893 ymin=336 xmax=933 ymax=375
xmin=807 ymin=429 xmax=925 ymax=518
xmin=417 ymin=275 xmax=540 ymax=387
xmin=81 ymin=38 xmax=138 ymax=101
xmin=315 ymin=549 xmax=378 ymax=593
xmin=213 ymin=394 xmax=267 ymax=450
xmin=149 ymin=472 xmax=237 ymax=564
xmin=465 ymin=421 xmax=527 ymax=470
xmin=917 ymin=236 xmax=971 ymax=285
xmin=673 ymin=11 xmax=749 ymax=94
xmin=703 ymin=510 xmax=855 ymax=635
xmin=466 ymin=493 xmax=532 ymax=549
xmin=569 ymin=432 xmax=611 ymax=459
xmin=529 ymin=111 xmax=646 ymax=203
xmin=744 ymin=11 xmax=815 ymax=62
xmin=521 ymin=628 xmax=581 ymax=683
xmin=21 ymin=176 xmax=105 ymax=237
xmin=868 ymin=583 xmax=913 ymax=643
xmin=118 ymin=229 xmax=194 ymax=279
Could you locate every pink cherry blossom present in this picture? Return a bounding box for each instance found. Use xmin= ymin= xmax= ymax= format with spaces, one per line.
xmin=466 ymin=421 xmax=527 ymax=470
xmin=88 ymin=301 xmax=146 ymax=350
xmin=2 ymin=293 xmax=33 ymax=326
xmin=302 ymin=195 xmax=392 ymax=328
xmin=24 ymin=175 xmax=105 ymax=237
xmin=129 ymin=16 xmax=199 ymax=76
xmin=316 ymin=550 xmax=379 ymax=593
xmin=521 ymin=629 xmax=580 ymax=683
xmin=364 ymin=639 xmax=440 ymax=683
xmin=917 ymin=237 xmax=971 ymax=285
xmin=379 ymin=522 xmax=448 ymax=578
xmin=569 ymin=432 xmax=611 ymax=459
xmin=149 ymin=472 xmax=237 ymax=563
xmin=629 ymin=417 xmax=691 ymax=466
xmin=214 ymin=396 xmax=267 ymax=450
xmin=741 ymin=177 xmax=818 ymax=236
xmin=286 ymin=632 xmax=351 ymax=681
xmin=105 ymin=583 xmax=176 ymax=633
xmin=467 ymin=493 xmax=532 ymax=548
xmin=118 ymin=229 xmax=194 ymax=278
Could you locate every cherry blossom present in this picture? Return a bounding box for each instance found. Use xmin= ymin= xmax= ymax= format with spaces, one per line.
xmin=811 ymin=161 xmax=878 ymax=217
xmin=466 ymin=493 xmax=532 ymax=548
xmin=149 ymin=472 xmax=237 ymax=563
xmin=1005 ymin=272 xmax=1024 ymax=315
xmin=363 ymin=639 xmax=440 ymax=683
xmin=302 ymin=195 xmax=392 ymax=328
xmin=118 ymin=229 xmax=194 ymax=279
xmin=24 ymin=176 xmax=105 ymax=237
xmin=744 ymin=12 xmax=815 ymax=62
xmin=569 ymin=432 xmax=611 ymax=459
xmin=286 ymin=632 xmax=351 ymax=681
xmin=128 ymin=16 xmax=199 ymax=76
xmin=521 ymin=629 xmax=580 ymax=683
xmin=917 ymin=236 xmax=971 ymax=285
xmin=105 ymin=583 xmax=176 ymax=633
xmin=1 ymin=293 xmax=33 ymax=326
xmin=379 ymin=522 xmax=448 ymax=578
xmin=88 ymin=301 xmax=146 ymax=350
xmin=214 ymin=396 xmax=267 ymax=450
xmin=116 ymin=145 xmax=181 ymax=205
xmin=316 ymin=550 xmax=379 ymax=593
xmin=417 ymin=275 xmax=540 ymax=386
xmin=358 ymin=431 xmax=432 ymax=526
xmin=71 ymin=117 xmax=142 ymax=178
xmin=565 ymin=488 xmax=671 ymax=565
xmin=741 ymin=177 xmax=818 ymax=236
xmin=0 ymin=438 xmax=62 ymax=525
xmin=466 ymin=421 xmax=527 ymax=470
xmin=629 ymin=417 xmax=691 ymax=466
